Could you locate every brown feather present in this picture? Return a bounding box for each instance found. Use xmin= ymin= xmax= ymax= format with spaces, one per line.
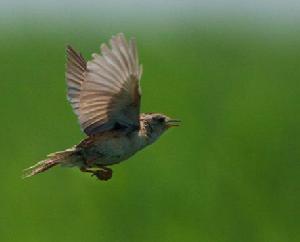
xmin=65 ymin=33 xmax=142 ymax=136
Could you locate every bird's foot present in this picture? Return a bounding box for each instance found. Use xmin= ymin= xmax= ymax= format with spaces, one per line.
xmin=92 ymin=167 xmax=113 ymax=181
xmin=80 ymin=167 xmax=113 ymax=181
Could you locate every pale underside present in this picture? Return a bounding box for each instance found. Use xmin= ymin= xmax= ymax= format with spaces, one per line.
xmin=73 ymin=129 xmax=148 ymax=166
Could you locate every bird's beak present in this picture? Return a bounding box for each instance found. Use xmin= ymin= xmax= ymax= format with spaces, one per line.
xmin=166 ymin=119 xmax=181 ymax=128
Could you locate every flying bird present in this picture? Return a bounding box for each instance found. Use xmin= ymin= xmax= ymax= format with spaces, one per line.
xmin=23 ymin=33 xmax=180 ymax=181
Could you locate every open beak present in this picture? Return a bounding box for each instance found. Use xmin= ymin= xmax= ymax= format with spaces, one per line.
xmin=166 ymin=119 xmax=181 ymax=128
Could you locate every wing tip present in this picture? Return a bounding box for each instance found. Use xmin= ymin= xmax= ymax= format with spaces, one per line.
xmin=66 ymin=44 xmax=75 ymax=53
xmin=66 ymin=44 xmax=87 ymax=69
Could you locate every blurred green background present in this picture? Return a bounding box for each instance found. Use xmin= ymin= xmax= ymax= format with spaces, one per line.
xmin=0 ymin=1 xmax=299 ymax=242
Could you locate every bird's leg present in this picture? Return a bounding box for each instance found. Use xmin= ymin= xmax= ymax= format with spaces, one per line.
xmin=80 ymin=167 xmax=95 ymax=174
xmin=80 ymin=166 xmax=113 ymax=181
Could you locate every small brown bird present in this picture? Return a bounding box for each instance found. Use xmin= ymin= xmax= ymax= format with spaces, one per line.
xmin=23 ymin=33 xmax=180 ymax=181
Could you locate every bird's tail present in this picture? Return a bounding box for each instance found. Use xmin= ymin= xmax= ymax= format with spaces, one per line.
xmin=22 ymin=148 xmax=76 ymax=178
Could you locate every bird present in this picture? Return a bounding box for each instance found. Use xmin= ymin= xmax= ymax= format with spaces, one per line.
xmin=23 ymin=33 xmax=180 ymax=181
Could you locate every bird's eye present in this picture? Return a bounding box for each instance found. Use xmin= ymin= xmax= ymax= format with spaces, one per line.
xmin=157 ymin=117 xmax=165 ymax=122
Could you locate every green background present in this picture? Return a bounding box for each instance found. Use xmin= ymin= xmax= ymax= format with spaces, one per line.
xmin=0 ymin=15 xmax=299 ymax=242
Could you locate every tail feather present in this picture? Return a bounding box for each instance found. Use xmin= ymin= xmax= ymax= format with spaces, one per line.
xmin=22 ymin=148 xmax=76 ymax=178
xmin=22 ymin=159 xmax=60 ymax=178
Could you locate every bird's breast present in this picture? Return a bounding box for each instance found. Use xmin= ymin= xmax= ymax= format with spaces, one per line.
xmin=82 ymin=131 xmax=148 ymax=166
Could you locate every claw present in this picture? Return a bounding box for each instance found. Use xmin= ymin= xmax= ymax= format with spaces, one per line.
xmin=80 ymin=166 xmax=113 ymax=181
xmin=93 ymin=168 xmax=113 ymax=181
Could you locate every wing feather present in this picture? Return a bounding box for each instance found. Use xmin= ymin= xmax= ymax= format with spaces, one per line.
xmin=66 ymin=33 xmax=142 ymax=136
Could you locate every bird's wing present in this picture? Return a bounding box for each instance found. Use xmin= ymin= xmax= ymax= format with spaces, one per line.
xmin=66 ymin=33 xmax=143 ymax=136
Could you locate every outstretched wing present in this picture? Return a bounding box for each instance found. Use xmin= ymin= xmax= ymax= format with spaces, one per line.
xmin=66 ymin=33 xmax=143 ymax=136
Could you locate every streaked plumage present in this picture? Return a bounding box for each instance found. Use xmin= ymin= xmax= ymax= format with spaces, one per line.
xmin=23 ymin=33 xmax=179 ymax=181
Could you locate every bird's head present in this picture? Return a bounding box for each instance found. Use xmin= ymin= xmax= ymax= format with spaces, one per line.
xmin=140 ymin=113 xmax=180 ymax=142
